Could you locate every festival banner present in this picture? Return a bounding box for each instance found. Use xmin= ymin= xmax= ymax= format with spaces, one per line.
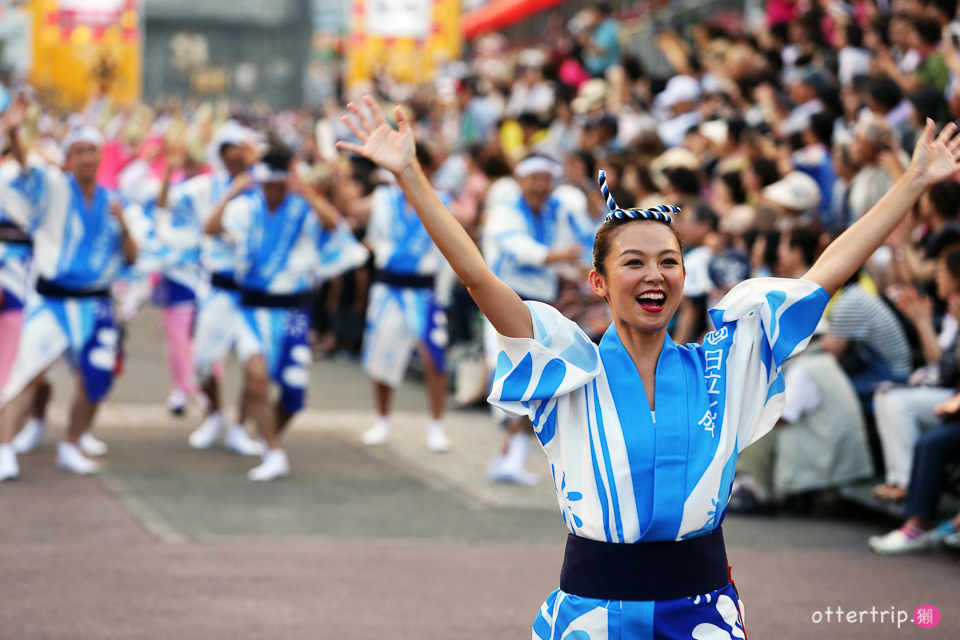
xmin=345 ymin=0 xmax=461 ymax=88
xmin=30 ymin=0 xmax=141 ymax=107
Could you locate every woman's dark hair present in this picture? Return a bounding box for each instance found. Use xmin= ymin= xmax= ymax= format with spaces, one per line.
xmin=928 ymin=180 xmax=960 ymax=221
xmin=592 ymin=218 xmax=684 ymax=276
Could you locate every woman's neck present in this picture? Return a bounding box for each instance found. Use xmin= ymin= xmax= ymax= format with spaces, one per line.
xmin=613 ymin=318 xmax=668 ymax=375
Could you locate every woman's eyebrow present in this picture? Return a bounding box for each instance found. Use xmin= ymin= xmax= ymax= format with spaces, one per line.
xmin=619 ymin=249 xmax=681 ymax=257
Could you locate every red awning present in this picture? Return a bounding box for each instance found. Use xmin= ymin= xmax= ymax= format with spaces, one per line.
xmin=462 ymin=0 xmax=567 ymax=40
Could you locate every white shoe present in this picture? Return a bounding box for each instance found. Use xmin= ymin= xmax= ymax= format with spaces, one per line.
xmin=868 ymin=527 xmax=942 ymax=554
xmin=247 ymin=449 xmax=290 ymax=482
xmin=194 ymin=393 xmax=211 ymax=415
xmin=0 ymin=444 xmax=19 ymax=481
xmin=223 ymin=425 xmax=265 ymax=457
xmin=426 ymin=424 xmax=450 ymax=453
xmin=488 ymin=455 xmax=540 ymax=486
xmin=496 ymin=467 xmax=541 ymax=486
xmin=188 ymin=413 xmax=225 ymax=449
xmin=487 ymin=454 xmax=505 ymax=481
xmin=166 ymin=389 xmax=189 ymax=416
xmin=362 ymin=420 xmax=391 ymax=446
xmin=56 ymin=442 xmax=99 ymax=475
xmin=12 ymin=418 xmax=47 ymax=454
xmin=79 ymin=432 xmax=108 ymax=457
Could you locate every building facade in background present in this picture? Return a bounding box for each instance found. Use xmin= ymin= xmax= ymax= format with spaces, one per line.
xmin=142 ymin=0 xmax=311 ymax=108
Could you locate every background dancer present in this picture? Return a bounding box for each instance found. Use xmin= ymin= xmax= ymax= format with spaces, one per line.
xmin=160 ymin=127 xmax=262 ymax=456
xmin=207 ymin=145 xmax=368 ymax=480
xmin=360 ymin=143 xmax=452 ymax=453
xmin=0 ymin=108 xmax=138 ymax=480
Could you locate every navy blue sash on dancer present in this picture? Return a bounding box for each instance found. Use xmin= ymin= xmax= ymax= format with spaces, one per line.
xmin=36 ymin=277 xmax=109 ymax=299
xmin=373 ymin=270 xmax=435 ymax=289
xmin=210 ymin=271 xmax=238 ymax=291
xmin=240 ymin=289 xmax=310 ymax=309
xmin=559 ymin=527 xmax=729 ymax=601
xmin=0 ymin=222 xmax=32 ymax=245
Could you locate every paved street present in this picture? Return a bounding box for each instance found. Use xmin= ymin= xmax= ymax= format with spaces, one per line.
xmin=1 ymin=310 xmax=957 ymax=639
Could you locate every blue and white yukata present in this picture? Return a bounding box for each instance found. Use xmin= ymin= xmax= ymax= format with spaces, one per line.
xmin=0 ymin=161 xmax=37 ymax=316
xmin=1 ymin=163 xmax=138 ymax=404
xmin=488 ymin=277 xmax=830 ymax=640
xmin=160 ymin=171 xmax=246 ymax=379
xmin=362 ymin=185 xmax=449 ymax=388
xmin=224 ymin=191 xmax=367 ymax=413
xmin=482 ymin=191 xmax=590 ymax=304
xmin=0 ymin=162 xmax=39 ymax=388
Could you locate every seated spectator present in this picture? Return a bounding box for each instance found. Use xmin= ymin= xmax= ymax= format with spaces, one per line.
xmin=710 ymin=170 xmax=755 ymax=234
xmin=878 ymin=16 xmax=950 ymax=94
xmin=673 ymin=202 xmax=719 ymax=344
xmin=890 ymin=179 xmax=960 ymax=288
xmin=872 ymin=245 xmax=960 ymax=502
xmin=835 ymin=21 xmax=871 ymax=86
xmin=655 ymin=75 xmax=702 ymax=148
xmin=823 ymin=272 xmax=915 ymax=407
xmin=761 ymin=170 xmax=823 ymax=230
xmin=791 ymin=112 xmax=836 ymax=227
xmin=779 ymin=68 xmax=828 ymax=138
xmin=864 ymin=75 xmax=914 ymax=151
xmin=733 ymin=322 xmax=872 ymax=513
xmin=868 ymin=419 xmax=960 ymax=553
xmin=848 ymin=115 xmax=905 ymax=220
xmin=579 ymin=1 xmax=620 ymax=78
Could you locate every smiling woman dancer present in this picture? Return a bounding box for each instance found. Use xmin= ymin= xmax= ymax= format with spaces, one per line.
xmin=339 ymin=96 xmax=960 ymax=639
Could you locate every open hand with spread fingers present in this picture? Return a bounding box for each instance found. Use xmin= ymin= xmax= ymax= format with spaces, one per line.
xmin=336 ymin=95 xmax=416 ymax=176
xmin=908 ymin=119 xmax=960 ymax=187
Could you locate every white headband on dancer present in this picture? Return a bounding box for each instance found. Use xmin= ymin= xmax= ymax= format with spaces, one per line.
xmin=61 ymin=126 xmax=105 ymax=154
xmin=252 ymin=163 xmax=290 ymax=183
xmin=597 ymin=169 xmax=680 ymax=224
xmin=515 ymin=156 xmax=563 ymax=180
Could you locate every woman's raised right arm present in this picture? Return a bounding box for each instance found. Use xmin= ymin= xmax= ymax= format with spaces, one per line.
xmin=337 ymin=95 xmax=533 ymax=339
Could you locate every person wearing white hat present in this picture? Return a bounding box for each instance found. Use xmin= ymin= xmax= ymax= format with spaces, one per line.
xmin=0 ymin=109 xmax=138 ymax=481
xmin=480 ymin=155 xmax=589 ymax=485
xmin=156 ymin=126 xmax=264 ymax=456
xmin=762 ymin=170 xmax=823 ymax=227
xmin=205 ymin=145 xmax=368 ymax=481
xmin=655 ymin=75 xmax=702 ymax=148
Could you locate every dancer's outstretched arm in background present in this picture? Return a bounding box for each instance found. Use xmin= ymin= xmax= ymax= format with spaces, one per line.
xmin=804 ymin=120 xmax=960 ymax=295
xmin=337 ymin=95 xmax=533 ymax=340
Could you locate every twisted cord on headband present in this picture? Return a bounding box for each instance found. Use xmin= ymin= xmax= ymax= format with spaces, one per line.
xmin=597 ymin=169 xmax=680 ymax=224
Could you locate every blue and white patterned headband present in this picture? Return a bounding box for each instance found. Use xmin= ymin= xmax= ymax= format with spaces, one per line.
xmin=598 ymin=169 xmax=680 ymax=224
